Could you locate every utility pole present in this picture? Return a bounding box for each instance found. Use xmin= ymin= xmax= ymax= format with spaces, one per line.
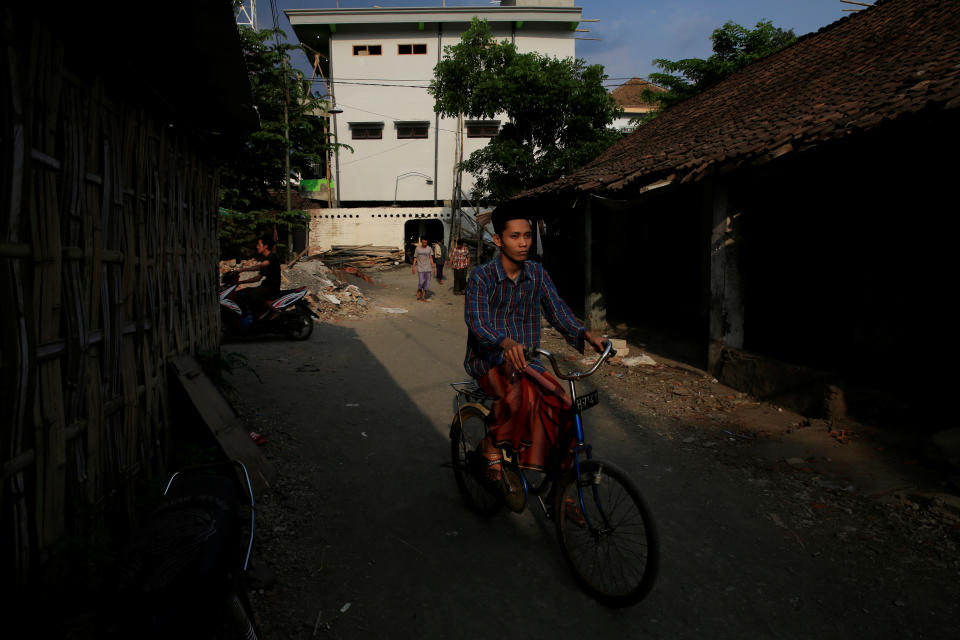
xmin=269 ymin=21 xmax=291 ymax=246
xmin=283 ymin=60 xmax=291 ymax=214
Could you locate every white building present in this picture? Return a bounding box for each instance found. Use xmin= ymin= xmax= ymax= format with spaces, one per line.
xmin=285 ymin=1 xmax=582 ymax=252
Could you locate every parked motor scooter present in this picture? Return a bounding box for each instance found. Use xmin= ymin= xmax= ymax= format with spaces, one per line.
xmin=220 ymin=270 xmax=316 ymax=340
xmin=113 ymin=460 xmax=267 ymax=639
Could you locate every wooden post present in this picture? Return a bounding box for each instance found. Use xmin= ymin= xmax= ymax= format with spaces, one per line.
xmin=584 ymin=197 xmax=607 ymax=331
xmin=707 ymin=178 xmax=745 ymax=375
xmin=537 ymin=219 xmax=547 ymax=260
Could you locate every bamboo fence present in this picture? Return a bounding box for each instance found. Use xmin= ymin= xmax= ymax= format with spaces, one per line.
xmin=2 ymin=14 xmax=222 ymax=583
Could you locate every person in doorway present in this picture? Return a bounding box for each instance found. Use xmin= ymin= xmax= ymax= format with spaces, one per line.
xmin=433 ymin=240 xmax=447 ymax=283
xmin=450 ymin=237 xmax=471 ymax=295
xmin=463 ymin=208 xmax=605 ymax=508
xmin=412 ymin=237 xmax=435 ymax=301
xmin=237 ymin=233 xmax=281 ymax=317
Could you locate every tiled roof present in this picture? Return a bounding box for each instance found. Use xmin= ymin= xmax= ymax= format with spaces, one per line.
xmin=523 ymin=0 xmax=960 ymax=199
xmin=610 ymin=77 xmax=664 ymax=108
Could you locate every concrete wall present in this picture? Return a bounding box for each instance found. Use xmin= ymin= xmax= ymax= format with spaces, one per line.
xmin=308 ymin=206 xmax=454 ymax=252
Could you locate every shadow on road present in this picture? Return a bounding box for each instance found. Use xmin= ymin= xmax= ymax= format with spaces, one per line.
xmin=225 ymin=320 xmax=656 ymax=639
xmin=225 ymin=305 xmax=958 ymax=640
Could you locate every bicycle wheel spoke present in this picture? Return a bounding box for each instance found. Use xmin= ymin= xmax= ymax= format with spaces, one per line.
xmin=451 ymin=406 xmax=502 ymax=517
xmin=556 ymin=460 xmax=659 ymax=607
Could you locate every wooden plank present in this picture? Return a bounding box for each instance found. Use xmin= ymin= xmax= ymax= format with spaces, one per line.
xmin=706 ymin=178 xmax=745 ymax=378
xmin=168 ymin=355 xmax=277 ymax=494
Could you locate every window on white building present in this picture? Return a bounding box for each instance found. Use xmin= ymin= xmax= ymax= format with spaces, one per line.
xmin=349 ymin=122 xmax=384 ymax=140
xmin=395 ymin=121 xmax=429 ymax=139
xmin=398 ymin=43 xmax=427 ymax=55
xmin=466 ymin=120 xmax=501 ymax=138
xmin=353 ymin=44 xmax=382 ymax=56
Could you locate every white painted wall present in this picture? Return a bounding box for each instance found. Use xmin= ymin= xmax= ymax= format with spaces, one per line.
xmin=308 ymin=206 xmax=453 ymax=252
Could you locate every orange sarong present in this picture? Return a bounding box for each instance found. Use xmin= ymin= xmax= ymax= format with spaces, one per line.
xmin=478 ymin=362 xmax=575 ymax=471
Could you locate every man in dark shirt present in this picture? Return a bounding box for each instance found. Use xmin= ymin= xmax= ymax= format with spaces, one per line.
xmin=238 ymin=233 xmax=281 ymax=317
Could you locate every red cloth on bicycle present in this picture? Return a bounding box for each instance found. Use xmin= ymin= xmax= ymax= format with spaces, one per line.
xmin=479 ymin=362 xmax=575 ymax=472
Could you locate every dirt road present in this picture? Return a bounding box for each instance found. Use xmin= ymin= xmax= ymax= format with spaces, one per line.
xmin=224 ymin=265 xmax=958 ymax=639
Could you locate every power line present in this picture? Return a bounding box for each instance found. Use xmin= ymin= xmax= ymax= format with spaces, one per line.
xmin=317 ymin=80 xmax=433 ymax=88
xmin=314 ymin=75 xmax=648 ymax=83
xmin=318 ymin=75 xmax=644 ymax=81
xmin=337 ymin=139 xmax=422 ymax=167
xmin=312 ymin=79 xmax=652 ymax=91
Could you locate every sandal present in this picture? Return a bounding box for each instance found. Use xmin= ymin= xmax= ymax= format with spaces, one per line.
xmin=498 ymin=451 xmax=526 ymax=513
xmin=481 ymin=451 xmax=504 ymax=483
xmin=479 ymin=439 xmax=525 ymax=512
xmin=479 ymin=438 xmax=503 ymax=481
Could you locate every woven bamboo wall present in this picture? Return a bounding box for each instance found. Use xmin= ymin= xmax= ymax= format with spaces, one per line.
xmin=1 ymin=16 xmax=221 ymax=582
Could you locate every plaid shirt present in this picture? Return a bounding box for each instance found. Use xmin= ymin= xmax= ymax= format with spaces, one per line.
xmin=451 ymin=245 xmax=471 ymax=270
xmin=464 ymin=256 xmax=585 ymax=379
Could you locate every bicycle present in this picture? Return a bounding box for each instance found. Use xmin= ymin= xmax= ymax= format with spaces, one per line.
xmin=449 ymin=341 xmax=660 ymax=608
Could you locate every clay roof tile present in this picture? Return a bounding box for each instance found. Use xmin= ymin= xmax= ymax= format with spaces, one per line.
xmin=522 ymin=0 xmax=960 ymax=199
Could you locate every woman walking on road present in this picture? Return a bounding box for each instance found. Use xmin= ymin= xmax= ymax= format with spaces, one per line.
xmin=412 ymin=237 xmax=435 ymax=301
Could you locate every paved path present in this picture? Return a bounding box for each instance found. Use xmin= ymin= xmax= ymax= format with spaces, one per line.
xmin=226 ymin=266 xmax=957 ymax=640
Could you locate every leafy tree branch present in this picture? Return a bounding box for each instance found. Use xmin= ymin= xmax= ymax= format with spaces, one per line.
xmin=642 ymin=20 xmax=796 ymax=114
xmin=430 ymin=18 xmax=622 ymax=203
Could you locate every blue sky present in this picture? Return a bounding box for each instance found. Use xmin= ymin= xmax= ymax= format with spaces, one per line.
xmin=256 ymin=1 xmax=851 ymax=88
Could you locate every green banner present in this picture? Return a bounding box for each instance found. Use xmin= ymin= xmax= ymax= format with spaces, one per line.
xmin=299 ymin=178 xmax=334 ymax=192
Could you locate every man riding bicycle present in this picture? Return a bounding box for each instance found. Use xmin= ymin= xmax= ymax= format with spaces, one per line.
xmin=464 ymin=207 xmax=605 ymax=506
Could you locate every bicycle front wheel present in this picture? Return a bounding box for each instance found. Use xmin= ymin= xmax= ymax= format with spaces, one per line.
xmin=450 ymin=405 xmax=503 ymax=517
xmin=554 ymin=459 xmax=659 ymax=607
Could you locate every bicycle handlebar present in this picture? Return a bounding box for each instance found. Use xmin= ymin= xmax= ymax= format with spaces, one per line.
xmin=526 ymin=340 xmax=616 ymax=381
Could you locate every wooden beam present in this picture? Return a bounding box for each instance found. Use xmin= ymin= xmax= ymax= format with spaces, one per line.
xmin=584 ymin=197 xmax=606 ymax=331
xmin=168 ymin=355 xmax=277 ymax=495
xmin=707 ymin=179 xmax=745 ymax=376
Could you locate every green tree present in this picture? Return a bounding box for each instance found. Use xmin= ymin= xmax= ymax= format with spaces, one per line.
xmin=642 ymin=20 xmax=796 ymax=113
xmin=429 ymin=18 xmax=622 ymax=203
xmin=220 ymin=26 xmax=332 ymax=210
xmin=218 ymin=26 xmax=347 ymax=259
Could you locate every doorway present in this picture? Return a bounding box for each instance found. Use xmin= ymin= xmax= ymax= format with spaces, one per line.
xmin=403 ymin=218 xmax=444 ymax=263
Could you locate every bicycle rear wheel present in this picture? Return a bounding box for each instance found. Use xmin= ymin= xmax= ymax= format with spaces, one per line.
xmin=554 ymin=459 xmax=659 ymax=607
xmin=450 ymin=405 xmax=503 ymax=517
